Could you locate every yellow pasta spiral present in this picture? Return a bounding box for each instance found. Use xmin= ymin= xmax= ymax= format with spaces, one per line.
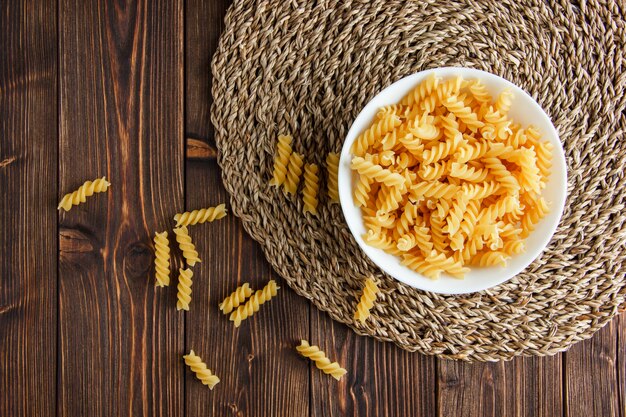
xmin=153 ymin=231 xmax=170 ymax=287
xmin=362 ymin=230 xmax=403 ymax=256
xmin=461 ymin=181 xmax=500 ymax=199
xmin=350 ymin=157 xmax=405 ymax=187
xmin=173 ymin=225 xmax=201 ymax=266
xmin=449 ymin=162 xmax=489 ymax=182
xmin=442 ymin=96 xmax=484 ymax=132
xmin=351 ymin=114 xmax=402 ymax=156
xmin=229 ymin=280 xmax=279 ymax=327
xmin=296 ymin=340 xmax=347 ymax=381
xmin=520 ymin=197 xmax=550 ymax=238
xmin=57 ymin=176 xmax=111 ymax=211
xmin=422 ymin=133 xmax=464 ymax=164
xmin=472 ymin=250 xmax=508 ymax=267
xmin=284 ymin=152 xmax=304 ymax=195
xmin=353 ymin=174 xmax=371 ymax=208
xmin=269 ymin=134 xmax=293 ymax=186
xmin=483 ymin=157 xmax=520 ymax=195
xmin=183 ymin=350 xmax=220 ymax=389
xmin=176 ymin=268 xmax=193 ymax=311
xmin=495 ymin=89 xmax=514 ymax=115
xmin=354 ymin=277 xmax=379 ymax=323
xmin=468 ymin=80 xmax=492 ymax=104
xmin=219 ymin=283 xmax=253 ymax=314
xmin=479 ymin=195 xmax=520 ymax=223
xmin=326 ymin=152 xmax=340 ymax=202
xmin=401 ymin=73 xmax=440 ymax=106
xmin=410 ymin=181 xmax=459 ymax=199
xmin=302 ymin=163 xmax=319 ymax=215
xmin=418 ymin=161 xmax=448 ymax=181
xmin=174 ymin=204 xmax=227 ymax=226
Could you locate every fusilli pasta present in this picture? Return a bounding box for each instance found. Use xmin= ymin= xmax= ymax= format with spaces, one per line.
xmin=354 ymin=277 xmax=379 ymax=323
xmin=219 ymin=283 xmax=253 ymax=314
xmin=302 ymin=163 xmax=319 ymax=215
xmin=183 ymin=350 xmax=220 ymax=389
xmin=176 ymin=268 xmax=193 ymax=311
xmin=296 ymin=340 xmax=347 ymax=381
xmin=173 ymin=225 xmax=201 ymax=266
xmin=174 ymin=204 xmax=227 ymax=226
xmin=269 ymin=134 xmax=293 ymax=186
xmin=58 ymin=176 xmax=111 ymax=211
xmin=229 ymin=280 xmax=279 ymax=327
xmin=349 ymin=74 xmax=553 ymax=280
xmin=153 ymin=231 xmax=170 ymax=287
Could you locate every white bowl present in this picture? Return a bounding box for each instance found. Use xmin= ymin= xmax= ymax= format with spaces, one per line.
xmin=338 ymin=67 xmax=568 ymax=295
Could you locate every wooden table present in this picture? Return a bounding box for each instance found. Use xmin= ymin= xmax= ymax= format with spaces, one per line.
xmin=2 ymin=1 xmax=625 ymax=416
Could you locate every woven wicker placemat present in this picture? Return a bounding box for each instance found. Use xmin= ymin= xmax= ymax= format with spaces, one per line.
xmin=211 ymin=0 xmax=626 ymax=361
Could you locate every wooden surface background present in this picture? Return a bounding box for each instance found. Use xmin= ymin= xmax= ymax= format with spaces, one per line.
xmin=1 ymin=1 xmax=624 ymax=416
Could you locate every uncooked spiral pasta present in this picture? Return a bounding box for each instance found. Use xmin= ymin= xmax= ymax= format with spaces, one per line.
xmin=219 ymin=283 xmax=253 ymax=314
xmin=173 ymin=225 xmax=201 ymax=266
xmin=174 ymin=204 xmax=227 ymax=226
xmin=183 ymin=350 xmax=220 ymax=389
xmin=153 ymin=231 xmax=170 ymax=287
xmin=296 ymin=340 xmax=347 ymax=381
xmin=350 ymin=157 xmax=404 ymax=187
xmin=351 ymin=113 xmax=402 ymax=156
xmin=326 ymin=152 xmax=340 ymax=202
xmin=401 ymin=73 xmax=439 ymax=106
xmin=302 ymin=163 xmax=319 ymax=215
xmin=229 ymin=280 xmax=279 ymax=327
xmin=57 ymin=176 xmax=111 ymax=211
xmin=284 ymin=152 xmax=304 ymax=195
xmin=269 ymin=134 xmax=293 ymax=186
xmin=354 ymin=277 xmax=379 ymax=323
xmin=176 ymin=268 xmax=193 ymax=311
xmin=349 ymin=74 xmax=553 ymax=280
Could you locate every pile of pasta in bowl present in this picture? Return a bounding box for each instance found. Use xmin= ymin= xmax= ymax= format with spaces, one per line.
xmin=349 ymin=74 xmax=553 ymax=279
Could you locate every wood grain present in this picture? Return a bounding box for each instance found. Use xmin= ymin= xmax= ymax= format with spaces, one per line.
xmin=0 ymin=1 xmax=57 ymax=415
xmin=618 ymin=314 xmax=625 ymax=417
xmin=58 ymin=0 xmax=184 ymax=415
xmin=311 ymin=310 xmax=437 ymax=417
xmin=565 ymin=322 xmax=620 ymax=417
xmin=438 ymin=356 xmax=562 ymax=417
xmin=184 ymin=1 xmax=309 ymax=416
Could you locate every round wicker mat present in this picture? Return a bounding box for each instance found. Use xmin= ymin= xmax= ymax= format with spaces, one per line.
xmin=211 ymin=0 xmax=626 ymax=361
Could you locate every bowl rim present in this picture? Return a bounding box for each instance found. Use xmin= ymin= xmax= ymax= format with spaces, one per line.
xmin=338 ymin=67 xmax=568 ymax=295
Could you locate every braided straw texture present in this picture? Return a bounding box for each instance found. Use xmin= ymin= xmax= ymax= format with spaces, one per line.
xmin=212 ymin=0 xmax=626 ymax=361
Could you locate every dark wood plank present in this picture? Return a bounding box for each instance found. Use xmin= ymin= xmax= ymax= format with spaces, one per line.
xmin=438 ymin=356 xmax=562 ymax=417
xmin=183 ymin=161 xmax=310 ymax=416
xmin=0 ymin=1 xmax=58 ymax=415
xmin=58 ymin=0 xmax=184 ymax=415
xmin=618 ymin=313 xmax=625 ymax=417
xmin=311 ymin=311 xmax=437 ymax=417
xmin=185 ymin=1 xmax=309 ymax=415
xmin=565 ymin=322 xmax=620 ymax=417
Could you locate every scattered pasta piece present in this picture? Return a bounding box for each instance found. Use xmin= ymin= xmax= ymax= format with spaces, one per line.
xmin=284 ymin=152 xmax=304 ymax=195
xmin=296 ymin=340 xmax=347 ymax=381
xmin=350 ymin=74 xmax=553 ymax=279
xmin=229 ymin=280 xmax=279 ymax=327
xmin=57 ymin=176 xmax=111 ymax=211
xmin=326 ymin=152 xmax=340 ymax=202
xmin=173 ymin=225 xmax=201 ymax=266
xmin=176 ymin=268 xmax=193 ymax=311
xmin=174 ymin=204 xmax=227 ymax=226
xmin=153 ymin=231 xmax=170 ymax=287
xmin=219 ymin=283 xmax=253 ymax=314
xmin=354 ymin=277 xmax=379 ymax=323
xmin=183 ymin=350 xmax=220 ymax=389
xmin=302 ymin=163 xmax=320 ymax=215
xmin=269 ymin=134 xmax=293 ymax=186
